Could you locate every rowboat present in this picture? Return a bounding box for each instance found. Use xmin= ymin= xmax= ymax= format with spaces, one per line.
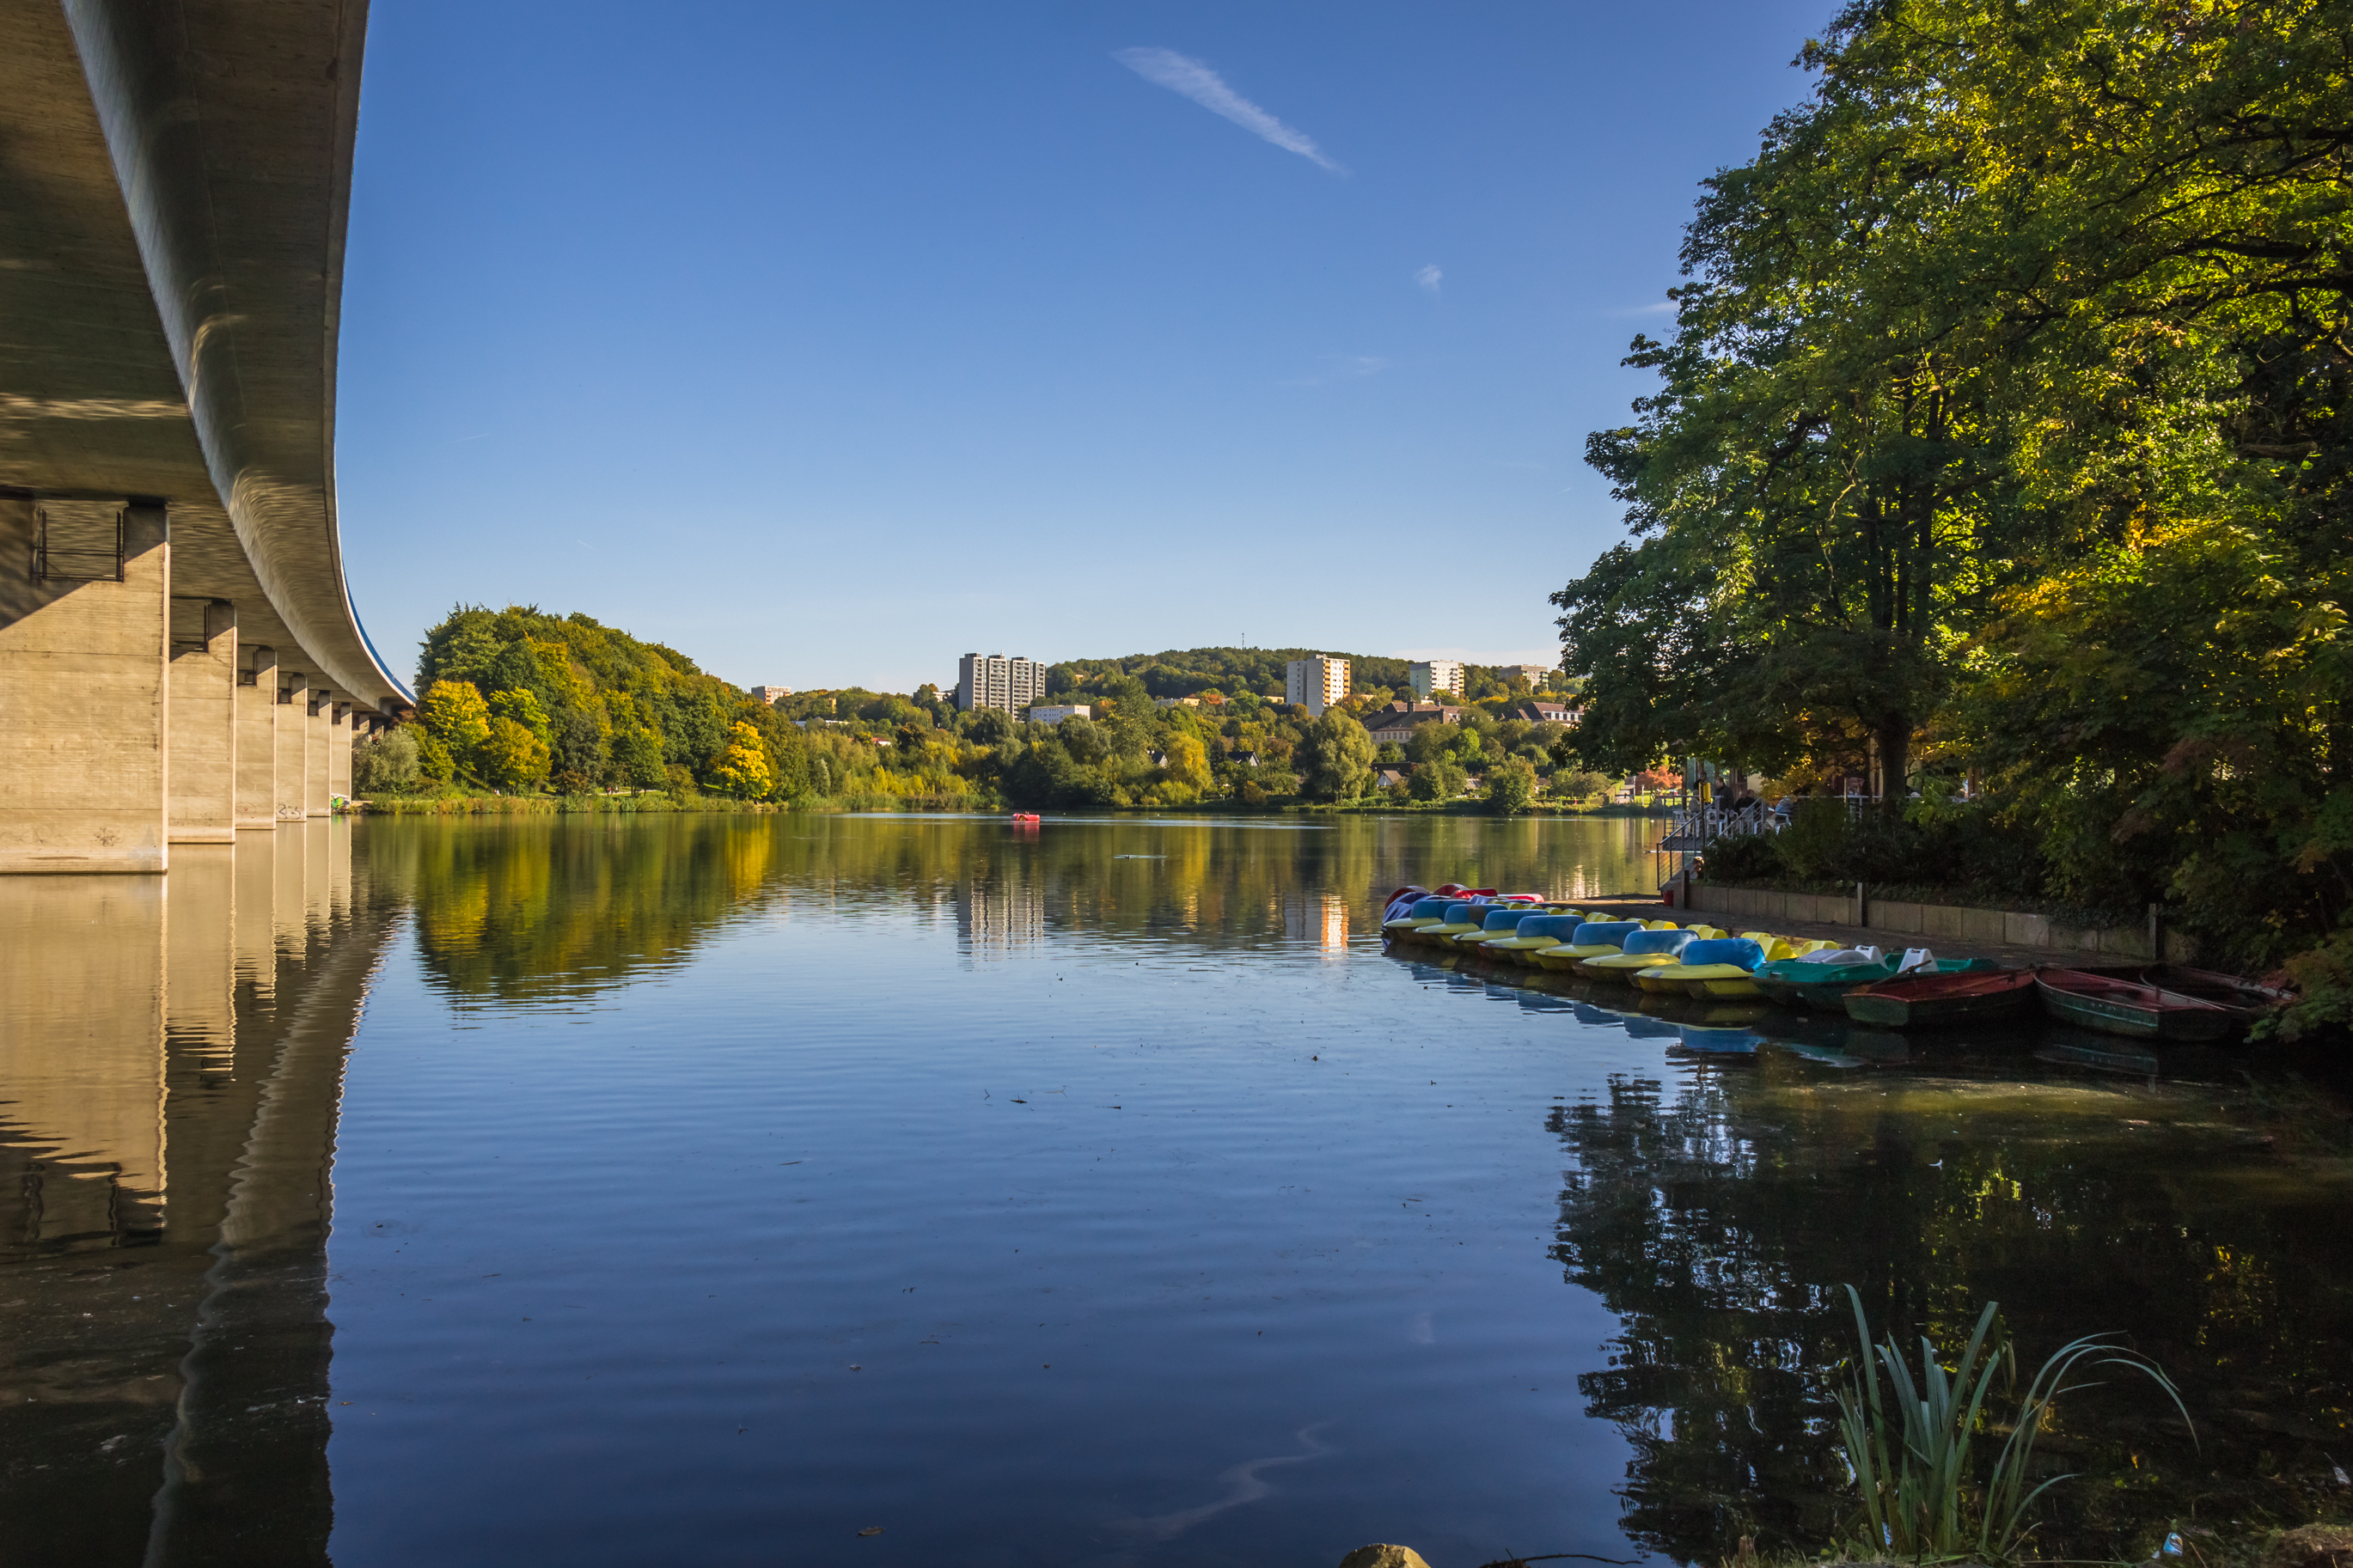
xmin=1843 ymin=968 xmax=2037 ymax=1028
xmin=2034 ymin=967 xmax=2244 ymax=1043
xmin=2065 ymin=964 xmax=2284 ymax=1028
xmin=1753 ymin=955 xmax=2000 ymax=1012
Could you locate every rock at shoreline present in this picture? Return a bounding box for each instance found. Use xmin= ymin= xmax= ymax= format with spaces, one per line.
xmin=1337 ymin=1547 xmax=1433 ymax=1568
xmin=2266 ymin=1526 xmax=2353 ymax=1568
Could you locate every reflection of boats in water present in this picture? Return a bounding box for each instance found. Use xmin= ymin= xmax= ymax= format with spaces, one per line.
xmin=1673 ymin=1025 xmax=1762 ymax=1055
xmin=2035 ymin=1038 xmax=2163 ymax=1078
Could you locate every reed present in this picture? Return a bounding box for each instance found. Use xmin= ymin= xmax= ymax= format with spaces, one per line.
xmin=1833 ymin=1284 xmax=2191 ymax=1565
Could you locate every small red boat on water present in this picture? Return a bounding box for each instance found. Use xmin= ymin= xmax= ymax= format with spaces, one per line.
xmin=1843 ymin=967 xmax=2038 ymax=1028
xmin=1009 ymin=813 xmax=1041 ymax=825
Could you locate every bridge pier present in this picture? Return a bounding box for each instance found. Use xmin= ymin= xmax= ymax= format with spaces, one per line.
xmin=236 ymin=644 xmax=280 ymax=831
xmin=275 ymin=672 xmax=310 ymax=821
xmin=304 ymin=693 xmax=331 ymax=817
xmin=329 ymin=699 xmax=352 ymax=804
xmin=0 ymin=497 xmax=172 ymax=874
xmin=168 ymin=598 xmax=238 ymax=844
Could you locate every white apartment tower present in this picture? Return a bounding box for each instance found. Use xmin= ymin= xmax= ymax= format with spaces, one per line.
xmin=1283 ymin=656 xmax=1349 ymax=716
xmin=958 ymin=653 xmax=1048 ymax=716
xmin=1409 ymin=660 xmax=1464 ymax=699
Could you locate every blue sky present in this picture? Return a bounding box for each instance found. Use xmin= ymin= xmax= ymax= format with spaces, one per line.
xmin=338 ymin=1 xmax=1832 ymax=695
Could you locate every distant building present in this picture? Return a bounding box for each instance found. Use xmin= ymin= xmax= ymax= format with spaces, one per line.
xmin=1152 ymin=695 xmax=1201 ymax=709
xmin=1028 ymin=704 xmax=1091 ymax=726
xmin=1505 ymin=700 xmax=1573 ymax=724
xmin=1283 ymin=656 xmax=1349 ymax=717
xmin=1368 ymin=703 xmax=1464 ymax=747
xmin=1499 ymin=663 xmax=1554 ymax=686
xmin=958 ymin=653 xmax=1048 ymax=716
xmin=1408 ymin=660 xmax=1464 ymax=699
xmin=748 ymin=685 xmax=791 ymax=705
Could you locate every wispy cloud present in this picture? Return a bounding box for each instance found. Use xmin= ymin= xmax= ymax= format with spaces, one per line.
xmin=1280 ymin=354 xmax=1389 ymax=387
xmin=1414 ymin=264 xmax=1442 ymax=295
xmin=1605 ymin=301 xmax=1674 ymax=319
xmin=1113 ymin=47 xmax=1344 ymax=174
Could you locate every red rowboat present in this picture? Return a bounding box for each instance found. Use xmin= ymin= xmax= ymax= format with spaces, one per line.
xmin=1843 ymin=967 xmax=2037 ymax=1028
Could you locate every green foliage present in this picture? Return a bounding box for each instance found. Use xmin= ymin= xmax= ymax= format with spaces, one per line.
xmin=1407 ymin=760 xmax=1465 ymax=802
xmin=1552 ymin=767 xmax=1616 ymax=806
xmin=489 ymin=686 xmax=550 ymax=741
xmin=709 ymin=722 xmax=773 ymax=799
xmin=1550 ymin=0 xmax=2353 ymax=974
xmin=352 ymin=728 xmax=422 ymax=796
xmin=417 ymin=605 xmax=809 ymax=802
xmin=477 ymin=716 xmax=552 ymax=792
xmin=413 ymin=730 xmax=455 ymax=783
xmin=1296 ymin=711 xmax=1374 ymax=802
xmin=1485 ymin=756 xmax=1538 ymax=816
xmin=1834 ymin=1285 xmax=2189 ymax=1565
xmin=2261 ymin=925 xmax=2353 ymax=1041
xmin=419 ymin=680 xmax=491 ymax=760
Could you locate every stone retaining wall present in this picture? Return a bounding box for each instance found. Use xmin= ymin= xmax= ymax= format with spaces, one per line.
xmin=1684 ymin=882 xmax=2197 ymax=961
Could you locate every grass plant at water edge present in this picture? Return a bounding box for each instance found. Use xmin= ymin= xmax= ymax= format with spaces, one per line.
xmin=1833 ymin=1284 xmax=2192 ymax=1565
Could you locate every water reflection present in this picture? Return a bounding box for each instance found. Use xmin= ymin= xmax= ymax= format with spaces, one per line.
xmin=0 ymin=821 xmax=384 ymax=1566
xmin=3 ymin=813 xmax=2347 ymax=1566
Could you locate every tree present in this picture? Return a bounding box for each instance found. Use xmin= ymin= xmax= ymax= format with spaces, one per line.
xmin=552 ymin=709 xmax=606 ymax=794
xmin=352 ymin=728 xmax=421 ymax=795
xmin=1486 ymin=756 xmax=1539 ymax=816
xmin=1408 ymin=760 xmax=1465 ymax=803
xmin=612 ymin=727 xmax=666 ymax=790
xmin=477 ymin=717 xmax=552 ymax=792
xmin=709 ymin=722 xmax=773 ymax=798
xmin=1160 ymin=732 xmax=1212 ymax=793
xmin=1296 ymin=711 xmax=1374 ymax=802
xmin=418 ymin=680 xmax=492 ymax=774
xmin=490 ymin=686 xmax=551 ymax=741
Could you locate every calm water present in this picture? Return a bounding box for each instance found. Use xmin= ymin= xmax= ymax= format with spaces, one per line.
xmin=3 ymin=814 xmax=2349 ymax=1566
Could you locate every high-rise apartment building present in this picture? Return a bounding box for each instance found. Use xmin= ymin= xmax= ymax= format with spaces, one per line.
xmin=1283 ymin=656 xmax=1349 ymax=716
xmin=957 ymin=653 xmax=1048 ymax=716
xmin=1408 ymin=660 xmax=1464 ymax=699
xmin=1499 ymin=663 xmax=1554 ymax=686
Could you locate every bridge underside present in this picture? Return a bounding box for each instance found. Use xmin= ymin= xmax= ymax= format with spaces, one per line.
xmin=0 ymin=0 xmax=405 ymax=872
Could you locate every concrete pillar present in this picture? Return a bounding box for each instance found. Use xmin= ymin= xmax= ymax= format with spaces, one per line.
xmin=275 ymin=669 xmax=309 ymax=821
xmin=0 ymin=496 xmax=170 ymax=872
xmin=327 ymin=699 xmax=352 ymax=805
xmin=304 ymin=691 xmax=329 ymax=816
xmin=235 ymin=643 xmax=278 ymax=830
xmin=168 ymin=598 xmax=237 ymax=843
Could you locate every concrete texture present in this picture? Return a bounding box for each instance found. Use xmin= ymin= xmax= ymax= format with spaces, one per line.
xmin=168 ymin=599 xmax=237 ymax=843
xmin=236 ymin=644 xmax=279 ymax=830
xmin=276 ymin=674 xmax=310 ymax=821
xmin=1683 ymin=882 xmax=2195 ymax=963
xmin=328 ymin=701 xmax=351 ymax=803
xmin=0 ymin=1 xmax=405 ymax=714
xmin=305 ymin=696 xmax=331 ymax=816
xmin=0 ymin=498 xmax=171 ymax=872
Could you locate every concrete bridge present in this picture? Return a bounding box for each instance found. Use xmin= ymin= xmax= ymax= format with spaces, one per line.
xmin=1 ymin=0 xmax=410 ymax=873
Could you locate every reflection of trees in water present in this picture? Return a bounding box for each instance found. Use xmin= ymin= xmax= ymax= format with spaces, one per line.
xmin=1549 ymin=1065 xmax=2353 ymax=1565
xmin=372 ymin=816 xmax=779 ymax=999
xmin=376 ymin=814 xmax=1669 ymax=995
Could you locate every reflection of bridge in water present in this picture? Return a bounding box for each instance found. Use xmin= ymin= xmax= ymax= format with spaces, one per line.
xmin=0 ymin=822 xmax=393 ymax=1566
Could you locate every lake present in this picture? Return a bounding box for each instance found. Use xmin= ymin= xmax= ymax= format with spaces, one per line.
xmin=2 ymin=813 xmax=2347 ymax=1566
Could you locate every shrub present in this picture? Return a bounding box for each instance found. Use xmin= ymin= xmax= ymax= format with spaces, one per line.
xmin=352 ymin=728 xmax=422 ymax=795
xmin=1409 ymin=760 xmax=1465 ymax=802
xmin=1779 ymin=797 xmax=1854 ymax=880
xmin=1699 ymin=833 xmax=1782 ymax=882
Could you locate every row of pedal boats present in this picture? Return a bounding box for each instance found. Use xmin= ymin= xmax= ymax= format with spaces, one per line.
xmin=1379 ymin=894 xmax=2283 ymax=1042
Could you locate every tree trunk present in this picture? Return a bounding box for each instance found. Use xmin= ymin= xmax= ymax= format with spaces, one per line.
xmin=1875 ymin=717 xmax=1910 ymax=816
